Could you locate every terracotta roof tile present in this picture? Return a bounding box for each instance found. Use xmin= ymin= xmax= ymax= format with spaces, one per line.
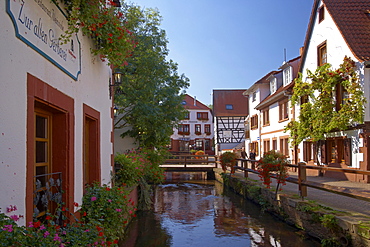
xmin=182 ymin=94 xmax=210 ymax=110
xmin=324 ymin=0 xmax=370 ymax=61
xmin=212 ymin=90 xmax=249 ymax=116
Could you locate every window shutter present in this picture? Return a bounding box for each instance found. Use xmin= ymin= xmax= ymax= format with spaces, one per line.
xmin=320 ymin=140 xmax=327 ymax=164
xmin=313 ymin=142 xmax=318 ymax=163
xmin=303 ymin=141 xmax=308 ymax=162
xmin=344 ymin=138 xmax=351 ymax=166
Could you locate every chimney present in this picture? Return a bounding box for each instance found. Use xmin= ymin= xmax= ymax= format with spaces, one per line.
xmin=194 ymin=96 xmax=196 ymax=106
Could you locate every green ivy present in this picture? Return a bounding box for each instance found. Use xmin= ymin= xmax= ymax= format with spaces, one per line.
xmin=286 ymin=56 xmax=366 ymax=146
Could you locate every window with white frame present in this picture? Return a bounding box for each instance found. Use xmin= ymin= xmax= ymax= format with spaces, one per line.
xmin=283 ymin=67 xmax=292 ymax=86
xmin=252 ymin=91 xmax=257 ymax=102
xmin=270 ymin=77 xmax=277 ymax=94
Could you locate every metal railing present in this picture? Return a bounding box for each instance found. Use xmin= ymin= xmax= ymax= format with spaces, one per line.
xmin=33 ymin=172 xmax=63 ymax=224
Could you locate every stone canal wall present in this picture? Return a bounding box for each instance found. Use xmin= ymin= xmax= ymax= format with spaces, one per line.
xmin=214 ymin=170 xmax=370 ymax=247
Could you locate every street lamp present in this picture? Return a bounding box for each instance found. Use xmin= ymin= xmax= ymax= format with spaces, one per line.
xmin=109 ymin=69 xmax=123 ymax=98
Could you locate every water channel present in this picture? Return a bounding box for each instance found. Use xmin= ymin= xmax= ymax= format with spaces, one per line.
xmin=120 ymin=173 xmax=320 ymax=247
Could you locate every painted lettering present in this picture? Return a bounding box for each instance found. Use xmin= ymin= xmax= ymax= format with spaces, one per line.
xmin=49 ymin=29 xmax=67 ymax=61
xmin=18 ymin=1 xmax=33 ymax=31
xmin=34 ymin=18 xmax=48 ymax=44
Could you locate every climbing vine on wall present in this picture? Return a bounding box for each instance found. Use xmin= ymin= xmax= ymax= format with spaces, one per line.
xmin=59 ymin=0 xmax=137 ymax=67
xmin=285 ymin=56 xmax=366 ymax=146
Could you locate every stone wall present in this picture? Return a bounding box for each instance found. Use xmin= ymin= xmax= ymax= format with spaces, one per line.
xmin=215 ymin=171 xmax=370 ymax=247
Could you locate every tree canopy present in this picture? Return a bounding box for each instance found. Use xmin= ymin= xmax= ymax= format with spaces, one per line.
xmin=285 ymin=56 xmax=366 ymax=146
xmin=114 ymin=6 xmax=189 ymax=149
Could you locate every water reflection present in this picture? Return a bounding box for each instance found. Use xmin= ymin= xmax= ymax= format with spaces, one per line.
xmin=121 ymin=180 xmax=320 ymax=247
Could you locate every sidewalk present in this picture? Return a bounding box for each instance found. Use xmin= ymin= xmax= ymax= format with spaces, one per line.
xmin=230 ymin=169 xmax=370 ymax=216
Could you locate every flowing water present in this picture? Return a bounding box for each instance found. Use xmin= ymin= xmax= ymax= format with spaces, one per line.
xmin=121 ymin=173 xmax=320 ymax=247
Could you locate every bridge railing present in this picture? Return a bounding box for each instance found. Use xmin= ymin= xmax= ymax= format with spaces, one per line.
xmin=229 ymin=158 xmax=370 ymax=202
xmin=164 ymin=155 xmax=217 ymax=168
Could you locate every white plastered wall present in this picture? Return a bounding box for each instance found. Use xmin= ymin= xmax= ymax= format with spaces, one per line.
xmin=0 ymin=3 xmax=113 ymax=224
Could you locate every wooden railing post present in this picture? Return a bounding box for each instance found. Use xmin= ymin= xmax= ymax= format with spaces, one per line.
xmin=244 ymin=159 xmax=248 ymax=178
xmin=298 ymin=162 xmax=307 ymax=199
xmin=184 ymin=155 xmax=187 ymax=168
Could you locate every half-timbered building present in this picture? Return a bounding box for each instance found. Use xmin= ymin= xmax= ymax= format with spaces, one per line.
xmin=213 ymin=90 xmax=249 ymax=155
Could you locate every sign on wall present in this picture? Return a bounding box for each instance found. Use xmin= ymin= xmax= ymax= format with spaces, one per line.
xmin=6 ymin=0 xmax=81 ymax=80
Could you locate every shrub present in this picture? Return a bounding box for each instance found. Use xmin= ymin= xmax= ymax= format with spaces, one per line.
xmin=114 ymin=148 xmax=166 ymax=186
xmin=80 ymin=183 xmax=136 ymax=242
xmin=257 ymin=150 xmax=289 ymax=191
xmin=220 ymin=151 xmax=237 ymax=164
xmin=220 ymin=152 xmax=238 ymax=173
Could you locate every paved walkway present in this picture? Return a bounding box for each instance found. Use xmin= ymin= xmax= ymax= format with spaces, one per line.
xmin=228 ymin=169 xmax=370 ymax=217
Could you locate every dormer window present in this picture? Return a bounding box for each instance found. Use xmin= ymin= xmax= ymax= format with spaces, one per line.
xmin=283 ymin=67 xmax=292 ymax=86
xmin=270 ymin=77 xmax=277 ymax=94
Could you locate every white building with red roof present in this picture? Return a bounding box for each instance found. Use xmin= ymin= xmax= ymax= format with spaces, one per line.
xmin=170 ymin=94 xmax=214 ymax=155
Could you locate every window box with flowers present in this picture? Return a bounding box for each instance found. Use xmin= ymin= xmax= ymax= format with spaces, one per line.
xmin=195 ymin=132 xmax=201 ymax=135
xmin=179 ymin=132 xmax=190 ymax=136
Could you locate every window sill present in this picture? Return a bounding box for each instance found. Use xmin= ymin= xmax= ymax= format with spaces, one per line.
xmin=178 ymin=132 xmax=190 ymax=135
xmin=278 ymin=118 xmax=289 ymax=123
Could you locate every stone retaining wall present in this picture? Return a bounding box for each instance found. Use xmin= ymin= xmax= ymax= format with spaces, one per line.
xmin=215 ymin=170 xmax=370 ymax=247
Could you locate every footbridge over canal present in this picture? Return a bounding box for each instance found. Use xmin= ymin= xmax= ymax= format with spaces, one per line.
xmin=160 ymin=154 xmax=218 ymax=179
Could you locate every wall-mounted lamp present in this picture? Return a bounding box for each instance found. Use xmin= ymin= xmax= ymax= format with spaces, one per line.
xmin=109 ymin=69 xmax=123 ymax=98
xmin=113 ymin=105 xmax=118 ymax=117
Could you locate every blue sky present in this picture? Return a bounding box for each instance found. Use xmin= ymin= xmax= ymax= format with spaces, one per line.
xmin=130 ymin=0 xmax=314 ymax=105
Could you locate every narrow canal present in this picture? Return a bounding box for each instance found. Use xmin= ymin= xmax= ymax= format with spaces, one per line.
xmin=121 ymin=173 xmax=320 ymax=247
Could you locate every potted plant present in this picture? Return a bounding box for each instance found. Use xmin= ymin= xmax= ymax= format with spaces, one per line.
xmin=219 ymin=151 xmax=238 ymax=173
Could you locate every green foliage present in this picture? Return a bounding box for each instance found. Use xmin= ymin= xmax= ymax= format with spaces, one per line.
xmin=220 ymin=152 xmax=237 ymax=164
xmin=114 ymin=148 xmax=166 ymax=186
xmin=60 ymin=0 xmax=136 ymax=68
xmin=257 ymin=150 xmax=289 ymax=190
xmin=114 ymin=7 xmax=189 ymax=149
xmin=321 ymin=237 xmax=341 ymax=247
xmin=320 ymin=214 xmax=338 ymax=230
xmin=0 ymin=182 xmax=137 ymax=246
xmin=80 ymin=183 xmax=135 ymax=241
xmin=286 ymin=56 xmax=366 ymax=146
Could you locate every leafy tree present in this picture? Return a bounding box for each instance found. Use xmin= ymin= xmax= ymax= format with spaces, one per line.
xmin=114 ymin=6 xmax=189 ymax=149
xmin=286 ymin=56 xmax=366 ymax=149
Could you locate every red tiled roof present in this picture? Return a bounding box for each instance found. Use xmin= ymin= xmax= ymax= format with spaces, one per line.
xmin=256 ymin=80 xmax=295 ymax=110
xmin=182 ymin=94 xmax=210 ymax=110
xmin=244 ymin=71 xmax=277 ymax=96
xmin=324 ymin=0 xmax=370 ymax=62
xmin=301 ymin=0 xmax=370 ymax=69
xmin=212 ymin=89 xmax=248 ymax=116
